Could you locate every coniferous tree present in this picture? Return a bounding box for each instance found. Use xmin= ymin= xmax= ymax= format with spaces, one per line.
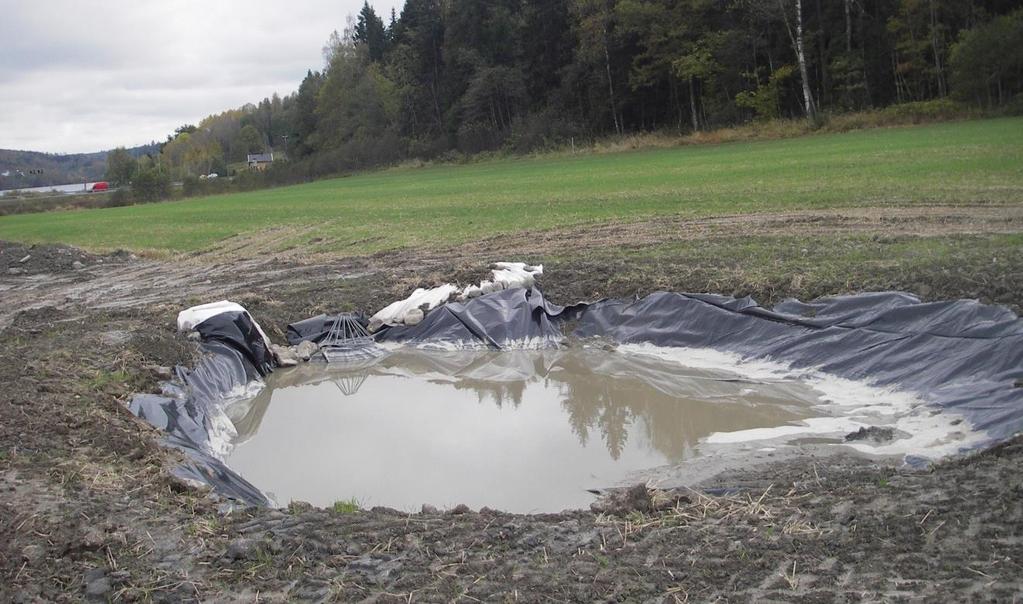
xmin=354 ymin=2 xmax=388 ymax=62
xmin=293 ymin=70 xmax=324 ymax=156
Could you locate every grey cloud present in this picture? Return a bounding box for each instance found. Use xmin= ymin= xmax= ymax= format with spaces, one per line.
xmin=0 ymin=0 xmax=401 ymax=153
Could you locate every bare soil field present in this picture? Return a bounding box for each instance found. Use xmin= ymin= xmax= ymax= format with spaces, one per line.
xmin=1 ymin=204 xmax=1022 ymax=601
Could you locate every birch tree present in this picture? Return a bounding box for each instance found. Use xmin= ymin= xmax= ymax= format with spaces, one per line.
xmin=573 ymin=0 xmax=623 ymax=136
xmin=778 ymin=0 xmax=817 ymax=120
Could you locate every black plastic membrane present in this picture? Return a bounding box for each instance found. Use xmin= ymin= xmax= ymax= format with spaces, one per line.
xmin=130 ymin=288 xmax=1023 ymax=507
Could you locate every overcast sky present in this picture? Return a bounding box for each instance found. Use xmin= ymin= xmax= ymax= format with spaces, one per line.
xmin=0 ymin=0 xmax=401 ymax=154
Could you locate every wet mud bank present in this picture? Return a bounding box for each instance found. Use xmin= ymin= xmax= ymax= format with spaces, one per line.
xmin=2 ymin=227 xmax=1023 ymax=601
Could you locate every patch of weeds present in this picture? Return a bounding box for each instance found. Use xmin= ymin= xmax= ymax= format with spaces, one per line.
xmin=243 ymin=546 xmax=276 ymax=580
xmin=188 ymin=517 xmax=220 ymax=538
xmin=533 ymin=548 xmax=551 ymax=566
xmin=331 ymin=497 xmax=361 ymax=514
xmin=328 ymin=575 xmax=356 ymax=599
xmin=253 ymin=546 xmax=273 ymax=567
xmin=86 ymin=369 xmax=131 ymax=390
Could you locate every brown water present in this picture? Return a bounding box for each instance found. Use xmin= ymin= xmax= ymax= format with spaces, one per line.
xmin=223 ymin=348 xmax=822 ymax=513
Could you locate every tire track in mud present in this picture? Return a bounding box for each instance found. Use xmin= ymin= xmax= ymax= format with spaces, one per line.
xmin=0 ymin=258 xmax=370 ymax=331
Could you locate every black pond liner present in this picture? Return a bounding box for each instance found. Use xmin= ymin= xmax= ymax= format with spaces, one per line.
xmin=129 ymin=288 xmax=1023 ymax=507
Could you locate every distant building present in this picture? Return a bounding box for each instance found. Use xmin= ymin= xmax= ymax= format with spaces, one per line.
xmin=247 ymin=153 xmax=274 ymax=171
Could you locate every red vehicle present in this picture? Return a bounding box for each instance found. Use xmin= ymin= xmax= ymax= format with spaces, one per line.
xmin=90 ymin=181 xmax=109 ymax=192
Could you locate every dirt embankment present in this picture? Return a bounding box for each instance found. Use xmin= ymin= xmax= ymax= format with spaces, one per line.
xmin=4 ymin=205 xmax=1020 ymax=333
xmin=1 ymin=205 xmax=1022 ymax=601
xmin=0 ymin=240 xmax=133 ymax=276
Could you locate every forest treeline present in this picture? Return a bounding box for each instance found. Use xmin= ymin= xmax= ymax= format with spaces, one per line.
xmin=109 ymin=0 xmax=1023 ymax=196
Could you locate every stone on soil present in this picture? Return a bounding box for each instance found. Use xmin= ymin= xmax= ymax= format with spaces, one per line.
xmin=225 ymin=538 xmax=260 ymax=561
xmin=21 ymin=544 xmax=45 ymax=563
xmin=82 ymin=527 xmax=105 ymax=550
xmin=272 ymin=344 xmax=300 ymax=366
xmin=590 ymin=484 xmax=652 ymax=515
xmin=295 ymin=340 xmax=319 ymax=361
xmin=83 ymin=569 xmax=111 ymax=600
xmin=85 ymin=577 xmax=112 ymax=600
xmin=845 ymin=426 xmax=896 ymax=443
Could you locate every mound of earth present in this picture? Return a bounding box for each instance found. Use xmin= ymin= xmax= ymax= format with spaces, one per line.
xmin=0 ymin=240 xmax=133 ymax=276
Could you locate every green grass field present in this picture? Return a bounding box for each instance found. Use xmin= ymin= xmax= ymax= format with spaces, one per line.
xmin=1 ymin=118 xmax=1021 ymax=256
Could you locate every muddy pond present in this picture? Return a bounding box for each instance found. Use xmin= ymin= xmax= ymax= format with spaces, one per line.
xmin=223 ymin=348 xmax=828 ymax=513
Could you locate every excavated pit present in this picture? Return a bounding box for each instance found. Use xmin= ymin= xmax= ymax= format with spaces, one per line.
xmin=222 ymin=347 xmax=835 ymax=513
xmin=131 ymin=287 xmax=1019 ymax=511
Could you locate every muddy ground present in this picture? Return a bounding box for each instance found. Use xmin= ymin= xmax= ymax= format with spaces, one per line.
xmin=1 ymin=205 xmax=1022 ymax=602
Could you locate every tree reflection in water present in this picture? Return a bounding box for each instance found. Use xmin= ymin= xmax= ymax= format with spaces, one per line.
xmin=227 ymin=348 xmax=819 ymax=462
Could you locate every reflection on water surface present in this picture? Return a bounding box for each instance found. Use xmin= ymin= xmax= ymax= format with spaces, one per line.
xmin=224 ymin=348 xmax=821 ymax=512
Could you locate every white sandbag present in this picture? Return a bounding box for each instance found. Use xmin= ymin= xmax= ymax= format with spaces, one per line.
xmin=177 ymin=300 xmax=274 ymax=352
xmin=404 ymin=308 xmax=425 ymax=326
xmin=456 ymin=262 xmax=544 ymax=301
xmin=369 ymin=284 xmax=459 ymax=330
xmin=177 ymin=301 xmax=246 ymax=331
xmin=479 ymin=280 xmax=500 ymax=295
xmin=377 ymin=261 xmax=543 ymax=325
xmin=493 ymin=261 xmax=543 ymax=273
xmin=491 ymin=262 xmax=543 ymax=290
xmin=461 ymin=284 xmax=483 ymax=299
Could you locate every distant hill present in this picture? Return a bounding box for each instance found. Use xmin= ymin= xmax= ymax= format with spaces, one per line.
xmin=0 ymin=144 xmax=160 ymax=190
